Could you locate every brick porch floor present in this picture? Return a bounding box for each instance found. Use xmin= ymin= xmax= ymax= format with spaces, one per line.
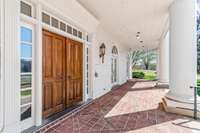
xmin=40 ymin=81 xmax=200 ymax=133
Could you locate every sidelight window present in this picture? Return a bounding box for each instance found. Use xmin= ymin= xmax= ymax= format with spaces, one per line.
xmin=20 ymin=25 xmax=33 ymax=121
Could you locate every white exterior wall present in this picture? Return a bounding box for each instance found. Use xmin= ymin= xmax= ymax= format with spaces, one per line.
xmin=0 ymin=0 xmax=129 ymax=132
xmin=91 ymin=26 xmax=128 ymax=98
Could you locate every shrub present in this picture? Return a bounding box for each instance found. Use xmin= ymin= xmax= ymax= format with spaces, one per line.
xmin=197 ymin=80 xmax=200 ymax=96
xmin=132 ymin=72 xmax=145 ymax=79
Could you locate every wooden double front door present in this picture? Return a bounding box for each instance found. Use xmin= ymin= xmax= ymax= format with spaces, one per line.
xmin=42 ymin=30 xmax=83 ymax=118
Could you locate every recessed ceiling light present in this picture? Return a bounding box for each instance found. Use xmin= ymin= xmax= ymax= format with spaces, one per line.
xmin=137 ymin=32 xmax=140 ymax=34
xmin=140 ymin=41 xmax=143 ymax=43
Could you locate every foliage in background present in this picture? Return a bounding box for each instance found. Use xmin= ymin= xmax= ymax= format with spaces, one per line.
xmin=130 ymin=50 xmax=144 ymax=69
xmin=131 ymin=49 xmax=157 ymax=71
xmin=133 ymin=70 xmax=157 ymax=81
xmin=197 ymin=12 xmax=200 ymax=73
xmin=132 ymin=71 xmax=145 ymax=79
xmin=130 ymin=49 xmax=157 ymax=81
xmin=197 ymin=5 xmax=200 ymax=96
xmin=140 ymin=49 xmax=157 ymax=70
xmin=197 ymin=75 xmax=200 ymax=96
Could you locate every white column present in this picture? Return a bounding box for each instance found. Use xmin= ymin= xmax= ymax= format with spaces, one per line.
xmin=128 ymin=51 xmax=132 ymax=80
xmin=156 ymin=49 xmax=160 ymax=80
xmin=166 ymin=0 xmax=198 ymax=103
xmin=2 ymin=0 xmax=21 ymax=132
xmin=159 ymin=32 xmax=169 ymax=83
xmin=0 ymin=0 xmax=5 ymax=131
xmin=35 ymin=2 xmax=43 ymax=126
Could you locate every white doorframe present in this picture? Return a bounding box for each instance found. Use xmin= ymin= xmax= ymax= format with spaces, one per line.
xmin=20 ymin=21 xmax=36 ymax=131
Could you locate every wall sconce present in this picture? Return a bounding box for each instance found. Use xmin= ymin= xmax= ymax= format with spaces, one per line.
xmin=99 ymin=43 xmax=106 ymax=63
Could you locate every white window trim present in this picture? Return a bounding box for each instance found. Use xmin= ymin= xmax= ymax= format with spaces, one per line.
xmin=20 ymin=22 xmax=35 ymax=131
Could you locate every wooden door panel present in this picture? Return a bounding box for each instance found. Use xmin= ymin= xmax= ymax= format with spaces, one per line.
xmin=54 ymin=38 xmax=64 ymax=77
xmin=43 ymin=30 xmax=65 ymax=118
xmin=66 ymin=39 xmax=83 ymax=106
xmin=75 ymin=80 xmax=82 ymax=101
xmin=53 ymin=81 xmax=64 ymax=113
xmin=53 ymin=81 xmax=64 ymax=106
xmin=52 ymin=36 xmax=65 ymax=112
xmin=43 ymin=83 xmax=54 ymax=117
xmin=68 ymin=81 xmax=75 ymax=105
xmin=43 ymin=83 xmax=53 ymax=110
xmin=43 ymin=34 xmax=53 ymax=79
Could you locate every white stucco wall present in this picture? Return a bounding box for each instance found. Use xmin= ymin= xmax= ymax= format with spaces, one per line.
xmin=91 ymin=26 xmax=129 ymax=98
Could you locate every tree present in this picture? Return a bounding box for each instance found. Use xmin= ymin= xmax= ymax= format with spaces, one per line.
xmin=197 ymin=12 xmax=200 ymax=73
xmin=140 ymin=49 xmax=156 ymax=70
xmin=130 ymin=50 xmax=143 ymax=69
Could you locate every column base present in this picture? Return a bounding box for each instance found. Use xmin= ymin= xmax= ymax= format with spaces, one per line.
xmin=156 ymin=81 xmax=169 ymax=88
xmin=162 ymin=92 xmax=200 ymax=118
xmin=166 ymin=91 xmax=200 ymax=104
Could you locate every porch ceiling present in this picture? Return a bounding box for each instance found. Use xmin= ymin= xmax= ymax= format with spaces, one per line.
xmin=77 ymin=0 xmax=174 ymax=49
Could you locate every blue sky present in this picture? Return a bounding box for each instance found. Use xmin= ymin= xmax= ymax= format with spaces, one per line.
xmin=21 ymin=27 xmax=32 ymax=58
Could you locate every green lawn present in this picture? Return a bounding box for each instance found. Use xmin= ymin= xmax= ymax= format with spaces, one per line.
xmin=21 ymin=90 xmax=32 ymax=97
xmin=144 ymin=70 xmax=157 ymax=80
xmin=133 ymin=70 xmax=157 ymax=81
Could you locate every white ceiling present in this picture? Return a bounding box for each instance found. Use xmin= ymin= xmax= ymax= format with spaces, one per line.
xmin=77 ymin=0 xmax=174 ymax=49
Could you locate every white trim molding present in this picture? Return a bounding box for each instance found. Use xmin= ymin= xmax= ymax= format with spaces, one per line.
xmin=3 ymin=0 xmax=21 ymax=132
xmin=0 ymin=0 xmax=5 ymax=132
